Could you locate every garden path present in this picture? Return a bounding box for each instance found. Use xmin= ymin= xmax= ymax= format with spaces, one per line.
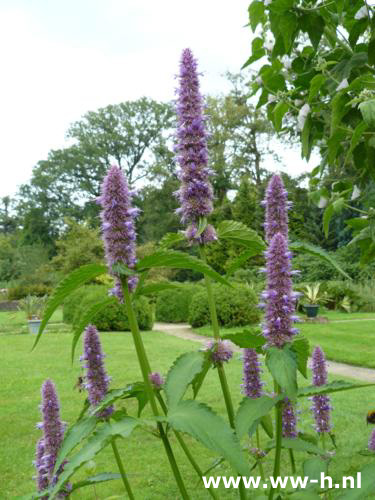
xmin=153 ymin=322 xmax=375 ymax=383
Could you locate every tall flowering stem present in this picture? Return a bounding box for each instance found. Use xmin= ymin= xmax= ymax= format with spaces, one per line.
xmin=175 ymin=48 xmax=216 ymax=244
xmin=311 ymin=346 xmax=332 ymax=440
xmin=282 ymin=398 xmax=298 ymax=474
xmin=262 ymin=173 xmax=290 ymax=242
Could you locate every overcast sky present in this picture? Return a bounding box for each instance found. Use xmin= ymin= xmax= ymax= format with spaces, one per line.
xmin=0 ymin=0 xmax=316 ymax=198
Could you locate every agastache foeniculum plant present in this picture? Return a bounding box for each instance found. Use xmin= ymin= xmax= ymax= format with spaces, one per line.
xmin=27 ymin=51 xmax=375 ymax=499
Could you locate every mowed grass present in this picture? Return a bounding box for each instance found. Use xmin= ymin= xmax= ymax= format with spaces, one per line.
xmin=0 ymin=309 xmax=64 ymax=335
xmin=1 ymin=327 xmax=375 ymax=499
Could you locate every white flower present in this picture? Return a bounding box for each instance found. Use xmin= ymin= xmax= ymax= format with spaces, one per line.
xmin=351 ymin=185 xmax=361 ymax=200
xmin=264 ymin=0 xmax=272 ymax=5
xmin=267 ymin=94 xmax=276 ymax=103
xmin=264 ymin=35 xmax=275 ymax=51
xmin=294 ymin=99 xmax=303 ymax=106
xmin=318 ymin=197 xmax=328 ymax=209
xmin=255 ymin=76 xmax=262 ymax=85
xmin=354 ymin=6 xmax=368 ymax=20
xmin=297 ymin=103 xmax=310 ymax=130
xmin=281 ymin=55 xmax=292 ymax=70
xmin=337 ymin=78 xmax=349 ymax=91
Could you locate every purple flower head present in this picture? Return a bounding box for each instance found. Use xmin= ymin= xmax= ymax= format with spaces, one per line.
xmin=98 ymin=165 xmax=139 ymax=297
xmin=35 ymin=439 xmax=49 ymax=495
xmin=311 ymin=346 xmax=332 ymax=434
xmin=82 ymin=324 xmax=113 ymax=419
xmin=263 ymin=174 xmax=289 ymax=243
xmin=149 ymin=372 xmax=165 ymax=390
xmin=262 ymin=232 xmax=298 ymax=347
xmin=204 ymin=339 xmax=233 ymax=365
xmin=242 ymin=348 xmax=263 ymax=399
xmin=282 ymin=398 xmax=298 ymax=438
xmin=174 ymin=48 xmax=215 ymax=244
xmin=368 ymin=429 xmax=375 ymax=452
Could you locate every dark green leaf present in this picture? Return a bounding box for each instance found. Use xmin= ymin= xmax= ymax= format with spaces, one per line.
xmin=235 ymin=395 xmax=283 ymax=439
xmin=159 ymin=232 xmax=186 ymax=249
xmin=323 ymin=204 xmax=334 ymax=238
xmin=301 ymin=115 xmax=312 ymax=160
xmin=279 ymin=12 xmax=298 ymax=52
xmin=192 ymin=351 xmax=212 ymax=398
xmin=260 ymin=414 xmax=274 ymax=438
xmin=338 ymin=463 xmax=375 ymax=499
xmin=165 ymin=351 xmax=205 ymax=409
xmin=136 ymin=250 xmax=231 ymax=286
xmin=226 ymin=248 xmax=263 ymax=275
xmin=269 ymin=0 xmax=295 ymax=14
xmin=217 ymin=220 xmax=265 ymax=251
xmin=111 ymin=262 xmax=138 ymax=276
xmin=266 ymin=437 xmax=326 ymax=456
xmin=266 ymin=346 xmax=298 ymax=400
xmin=345 ymin=122 xmax=368 ymax=165
xmin=167 ymin=400 xmax=249 ymax=475
xmin=300 ymin=13 xmax=325 ymax=49
xmin=308 ymin=74 xmax=325 ymax=103
xmin=369 ymin=37 xmax=375 ymax=66
xmin=71 ymin=473 xmax=121 ymax=492
xmin=298 ymin=381 xmax=375 ymax=398
xmin=273 ymin=101 xmax=289 ymax=131
xmin=248 ymin=1 xmax=266 ymax=31
xmin=243 ymin=37 xmax=266 ymax=68
xmin=32 ymin=263 xmax=107 ymax=350
xmin=221 ymin=329 xmax=265 ymax=351
xmin=359 ymin=99 xmax=375 ymax=127
xmin=291 ymin=336 xmax=309 ymax=379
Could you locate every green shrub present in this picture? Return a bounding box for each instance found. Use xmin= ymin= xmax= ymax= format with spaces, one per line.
xmin=155 ymin=283 xmax=201 ymax=323
xmin=7 ymin=284 xmax=52 ymax=300
xmin=188 ymin=283 xmax=260 ymax=328
xmin=63 ymin=285 xmax=101 ymax=324
xmin=321 ymin=281 xmax=362 ymax=311
xmin=70 ymin=285 xmax=154 ymax=331
xmin=350 ymin=281 xmax=375 ymax=312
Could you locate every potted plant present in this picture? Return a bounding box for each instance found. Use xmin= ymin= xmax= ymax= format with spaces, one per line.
xmin=17 ymin=295 xmax=48 ymax=334
xmin=301 ymin=283 xmax=327 ymax=318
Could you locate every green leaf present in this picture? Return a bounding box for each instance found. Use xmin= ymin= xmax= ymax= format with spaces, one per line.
xmin=217 ymin=220 xmax=265 ymax=252
xmin=248 ymin=1 xmax=266 ymax=32
xmin=137 ymin=281 xmax=183 ymax=297
xmin=71 ymin=297 xmax=118 ymax=362
xmin=49 ymin=418 xmax=140 ymax=499
xmin=273 ymin=101 xmax=289 ymax=131
xmin=298 ymin=381 xmax=375 ymax=398
xmin=159 ymin=232 xmax=185 ymax=249
xmin=269 ymin=0 xmax=294 ymax=14
xmin=266 ymin=437 xmax=326 ymax=456
xmin=323 ymin=204 xmax=334 ymax=238
xmin=300 ymin=12 xmax=325 ymax=48
xmin=226 ymin=249 xmax=263 ymax=275
xmin=71 ymin=473 xmax=121 ymax=492
xmin=260 ymin=414 xmax=274 ymax=439
xmin=196 ymin=217 xmax=208 ymax=237
xmin=308 ymin=74 xmax=325 ymax=103
xmin=369 ymin=37 xmax=375 ymax=66
xmin=279 ymin=12 xmax=298 ymax=52
xmin=301 ymin=115 xmax=312 ymax=160
xmin=167 ymin=400 xmax=249 ymax=475
xmin=345 ymin=122 xmax=368 ymax=165
xmin=359 ymin=99 xmax=375 ymax=127
xmin=136 ymin=250 xmax=231 ymax=287
xmin=235 ymin=395 xmax=283 ymax=439
xmin=192 ymin=351 xmax=212 ymax=398
xmin=32 ymin=263 xmax=107 ymax=350
xmin=338 ymin=463 xmax=375 ymax=499
xmin=165 ymin=351 xmax=205 ymax=409
xmin=289 ymin=241 xmax=351 ymax=280
xmin=111 ymin=262 xmax=138 ymax=276
xmin=243 ymin=37 xmax=266 ymax=68
xmin=266 ymin=346 xmax=297 ymax=400
xmin=291 ymin=336 xmax=309 ymax=379
xmin=92 ymin=383 xmax=148 ymax=418
xmin=221 ymin=329 xmax=265 ymax=351
xmin=303 ymin=457 xmax=328 ymax=490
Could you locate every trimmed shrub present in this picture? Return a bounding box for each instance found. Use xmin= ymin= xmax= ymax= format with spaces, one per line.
xmin=188 ymin=283 xmax=261 ymax=328
xmin=69 ymin=285 xmax=154 ymax=331
xmin=7 ymin=284 xmax=52 ymax=300
xmin=155 ymin=283 xmax=201 ymax=323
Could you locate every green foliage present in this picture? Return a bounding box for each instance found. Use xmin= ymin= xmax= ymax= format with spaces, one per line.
xmin=155 ymin=283 xmax=201 ymax=323
xmin=320 ymin=280 xmax=362 ymax=311
xmin=221 ymin=328 xmax=265 ymax=350
xmin=73 ymin=285 xmax=154 ymax=331
xmin=7 ymin=283 xmax=52 ymax=300
xmin=63 ymin=285 xmax=101 ymax=324
xmin=235 ymin=395 xmax=283 ymax=440
xmin=265 ymin=346 xmax=298 ymax=400
xmin=297 ymin=380 xmax=375 ymax=398
xmin=188 ymin=283 xmax=261 ymax=328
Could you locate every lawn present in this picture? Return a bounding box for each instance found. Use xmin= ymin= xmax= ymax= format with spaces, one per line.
xmin=1 ymin=326 xmax=375 ymax=499
xmin=195 ymin=312 xmax=375 ymax=369
xmin=0 ymin=308 xmax=65 ymax=335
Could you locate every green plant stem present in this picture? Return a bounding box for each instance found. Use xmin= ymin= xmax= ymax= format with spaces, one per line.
xmin=199 ymin=245 xmax=247 ymax=500
xmin=122 ymin=280 xmax=190 ymax=500
xmin=111 ymin=438 xmax=135 ymax=500
xmin=269 ymin=382 xmax=283 ymax=500
xmin=288 ymin=449 xmax=296 ymax=475
xmin=322 ymin=432 xmax=326 ymax=451
xmin=155 ymin=392 xmax=220 ymax=500
xmin=255 ymin=427 xmax=265 ymax=481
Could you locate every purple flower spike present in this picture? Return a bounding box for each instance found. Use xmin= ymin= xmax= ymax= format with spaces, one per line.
xmin=262 ymin=232 xmax=298 ymax=347
xmin=35 ymin=439 xmax=49 ymax=495
xmin=368 ymin=429 xmax=375 ymax=451
xmin=282 ymin=398 xmax=298 ymax=438
xmin=242 ymin=348 xmax=263 ymax=399
xmin=263 ymin=174 xmax=289 ymax=243
xmin=149 ymin=372 xmax=165 ymax=390
xmin=175 ymin=48 xmax=216 ymax=244
xmin=205 ymin=339 xmax=233 ymax=365
xmin=98 ymin=165 xmax=139 ymax=297
xmin=82 ymin=324 xmax=113 ymax=419
xmin=311 ymin=346 xmax=332 ymax=434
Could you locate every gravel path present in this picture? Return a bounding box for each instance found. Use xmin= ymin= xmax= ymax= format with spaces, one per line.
xmin=153 ymin=322 xmax=375 ymax=383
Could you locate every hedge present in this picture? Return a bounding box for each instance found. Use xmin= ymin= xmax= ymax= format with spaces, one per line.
xmin=155 ymin=283 xmax=201 ymax=323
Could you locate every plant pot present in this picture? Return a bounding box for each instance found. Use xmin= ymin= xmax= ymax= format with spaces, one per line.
xmin=28 ymin=319 xmax=42 ymax=334
xmin=304 ymin=304 xmax=319 ymax=318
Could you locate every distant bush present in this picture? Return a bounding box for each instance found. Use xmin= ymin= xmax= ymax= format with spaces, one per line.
xmin=351 ymin=281 xmax=375 ymax=312
xmin=63 ymin=285 xmax=101 ymax=324
xmin=65 ymin=285 xmax=154 ymax=331
xmin=7 ymin=284 xmax=52 ymax=300
xmin=188 ymin=283 xmax=260 ymax=328
xmin=155 ymin=283 xmax=201 ymax=323
xmin=320 ymin=281 xmax=362 ymax=311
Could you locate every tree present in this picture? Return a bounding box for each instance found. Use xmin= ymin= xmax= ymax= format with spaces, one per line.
xmin=0 ymin=196 xmax=18 ymax=234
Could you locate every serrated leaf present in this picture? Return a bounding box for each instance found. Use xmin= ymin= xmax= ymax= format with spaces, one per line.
xmin=323 ymin=204 xmax=334 ymax=238
xmin=291 ymin=336 xmax=309 ymax=379
xmin=273 ymin=101 xmax=289 ymax=131
xmin=226 ymin=248 xmax=262 ymax=275
xmin=338 ymin=463 xmax=375 ymax=499
xmin=136 ymin=250 xmax=231 ymax=287
xmin=71 ymin=473 xmax=121 ymax=492
xmin=243 ymin=37 xmax=266 ymax=68
xmin=159 ymin=232 xmax=186 ymax=249
xmin=345 ymin=122 xmax=368 ymax=165
xmin=260 ymin=414 xmax=274 ymax=438
xmin=93 ymin=384 xmax=148 ymax=418
xmin=308 ymin=74 xmax=325 ymax=103
xmin=32 ymin=263 xmax=107 ymax=350
xmin=71 ymin=297 xmax=118 ymax=362
xmin=165 ymin=351 xmax=205 ymax=409
xmin=266 ymin=437 xmax=326 ymax=456
xmin=279 ymin=11 xmax=298 ymax=52
xmin=298 ymin=381 xmax=375 ymax=398
xmin=289 ymin=241 xmax=351 ymax=280
xmin=49 ymin=418 xmax=139 ymax=499
xmin=221 ymin=330 xmax=265 ymax=351
xmin=167 ymin=400 xmax=249 ymax=475
xmin=217 ymin=220 xmax=265 ymax=251
xmin=111 ymin=262 xmax=137 ymax=276
xmin=235 ymin=395 xmax=282 ymax=439
xmin=359 ymin=99 xmax=375 ymax=127
xmin=192 ymin=351 xmax=212 ymax=398
xmin=248 ymin=0 xmax=266 ymax=32
xmin=137 ymin=281 xmax=183 ymax=297
xmin=266 ymin=346 xmax=297 ymax=400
